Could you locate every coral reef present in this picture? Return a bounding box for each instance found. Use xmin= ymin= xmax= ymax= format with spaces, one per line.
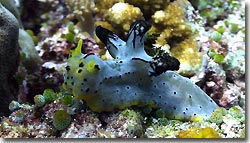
xmin=65 ymin=0 xmax=95 ymax=35
xmin=124 ymin=0 xmax=170 ymax=19
xmin=105 ymin=2 xmax=143 ymax=31
xmin=150 ymin=0 xmax=203 ymax=76
xmin=198 ymin=0 xmax=242 ymax=26
xmin=144 ymin=106 xmax=244 ymax=138
xmin=0 ymin=0 xmax=245 ymax=139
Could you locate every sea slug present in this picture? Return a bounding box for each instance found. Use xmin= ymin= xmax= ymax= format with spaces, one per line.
xmin=63 ymin=20 xmax=218 ymax=121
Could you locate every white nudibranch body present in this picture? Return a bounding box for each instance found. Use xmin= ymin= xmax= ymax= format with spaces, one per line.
xmin=63 ymin=20 xmax=218 ymax=121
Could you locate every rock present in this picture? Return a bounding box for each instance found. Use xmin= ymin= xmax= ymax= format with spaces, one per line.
xmin=0 ymin=3 xmax=19 ymax=116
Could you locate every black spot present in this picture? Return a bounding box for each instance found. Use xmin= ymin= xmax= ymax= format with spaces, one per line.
xmin=109 ymin=76 xmax=112 ymax=79
xmin=210 ymin=100 xmax=213 ymax=103
xmin=194 ymin=113 xmax=196 ymax=116
xmin=64 ymin=82 xmax=67 ymax=85
xmin=84 ymin=78 xmax=87 ymax=82
xmin=71 ymin=82 xmax=74 ymax=85
xmin=134 ymin=93 xmax=137 ymax=95
xmin=173 ymin=91 xmax=176 ymax=95
xmin=78 ymin=69 xmax=82 ymax=73
xmin=102 ymin=99 xmax=105 ymax=102
xmin=99 ymin=82 xmax=103 ymax=85
xmin=139 ymin=78 xmax=142 ymax=81
xmin=173 ymin=106 xmax=176 ymax=110
xmin=126 ymin=86 xmax=130 ymax=89
xmin=71 ymin=76 xmax=73 ymax=79
xmin=81 ymin=83 xmax=84 ymax=85
xmin=119 ymin=61 xmax=123 ymax=63
xmin=154 ymin=85 xmax=157 ymax=88
xmin=79 ymin=62 xmax=84 ymax=67
xmin=199 ymin=106 xmax=202 ymax=109
xmin=95 ymin=65 xmax=100 ymax=70
xmin=66 ymin=76 xmax=69 ymax=80
xmin=183 ymin=111 xmax=186 ymax=114
xmin=66 ymin=66 xmax=70 ymax=71
xmin=159 ymin=95 xmax=162 ymax=98
xmin=164 ymin=102 xmax=167 ymax=105
xmin=163 ymin=82 xmax=165 ymax=85
xmin=116 ymin=90 xmax=119 ymax=92
xmin=189 ymin=95 xmax=192 ymax=98
xmin=185 ymin=108 xmax=188 ymax=110
xmin=94 ymin=90 xmax=98 ymax=93
xmin=119 ymin=75 xmax=122 ymax=78
xmin=104 ymin=77 xmax=108 ymax=80
xmin=85 ymin=88 xmax=90 ymax=92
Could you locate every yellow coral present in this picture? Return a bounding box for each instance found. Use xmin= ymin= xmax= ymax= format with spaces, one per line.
xmin=171 ymin=37 xmax=202 ymax=76
xmin=150 ymin=0 xmax=202 ymax=76
xmin=94 ymin=0 xmax=124 ymax=15
xmin=177 ymin=127 xmax=221 ymax=138
xmin=105 ymin=2 xmax=143 ymax=31
xmin=125 ymin=0 xmax=170 ymax=17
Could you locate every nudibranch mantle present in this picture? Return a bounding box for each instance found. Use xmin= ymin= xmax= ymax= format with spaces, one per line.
xmin=63 ymin=20 xmax=218 ymax=121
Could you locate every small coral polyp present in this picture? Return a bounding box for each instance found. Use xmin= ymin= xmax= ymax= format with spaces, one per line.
xmin=63 ymin=20 xmax=218 ymax=121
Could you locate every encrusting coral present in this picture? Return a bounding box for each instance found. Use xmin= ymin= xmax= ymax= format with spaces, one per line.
xmin=63 ymin=20 xmax=218 ymax=121
xmin=177 ymin=127 xmax=221 ymax=138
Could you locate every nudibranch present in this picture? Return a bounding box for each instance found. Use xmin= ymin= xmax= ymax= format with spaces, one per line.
xmin=63 ymin=20 xmax=218 ymax=121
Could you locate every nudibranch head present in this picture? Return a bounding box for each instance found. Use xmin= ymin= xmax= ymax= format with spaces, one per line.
xmin=63 ymin=20 xmax=218 ymax=121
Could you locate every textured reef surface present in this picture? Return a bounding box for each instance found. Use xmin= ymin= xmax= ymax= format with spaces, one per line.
xmin=0 ymin=0 xmax=245 ymax=138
